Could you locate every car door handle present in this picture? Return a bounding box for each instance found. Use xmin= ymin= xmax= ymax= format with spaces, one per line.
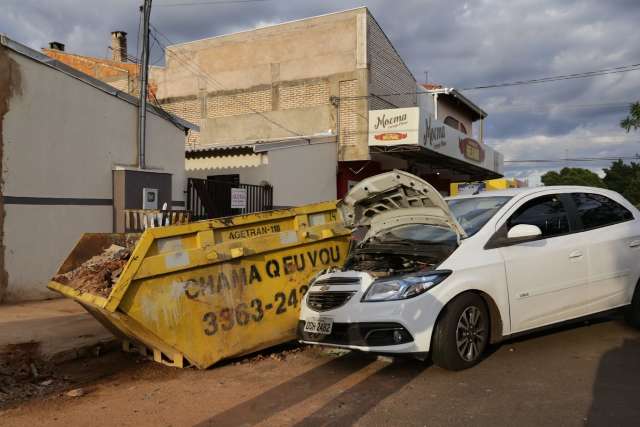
xmin=629 ymin=240 xmax=640 ymax=248
xmin=569 ymin=250 xmax=583 ymax=259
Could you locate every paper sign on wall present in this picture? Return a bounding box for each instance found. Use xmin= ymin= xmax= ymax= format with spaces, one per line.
xmin=231 ymin=188 xmax=247 ymax=209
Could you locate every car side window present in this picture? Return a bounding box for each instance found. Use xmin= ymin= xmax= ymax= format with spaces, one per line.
xmin=507 ymin=194 xmax=570 ymax=238
xmin=571 ymin=193 xmax=633 ymax=230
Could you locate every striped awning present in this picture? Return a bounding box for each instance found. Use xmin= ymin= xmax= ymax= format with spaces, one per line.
xmin=185 ymin=153 xmax=267 ymax=171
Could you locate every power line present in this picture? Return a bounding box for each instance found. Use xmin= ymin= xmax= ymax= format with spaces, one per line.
xmin=490 ymin=101 xmax=635 ymax=113
xmin=154 ymin=27 xmax=303 ymax=137
xmin=337 ymin=62 xmax=640 ymax=100
xmin=155 ymin=0 xmax=270 ymax=7
xmin=149 ymin=25 xmax=305 ymax=139
xmin=461 ymin=63 xmax=640 ymax=91
xmin=505 ymin=155 xmax=640 ymax=163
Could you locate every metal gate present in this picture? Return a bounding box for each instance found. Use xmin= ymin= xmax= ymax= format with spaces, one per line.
xmin=187 ymin=178 xmax=273 ymax=220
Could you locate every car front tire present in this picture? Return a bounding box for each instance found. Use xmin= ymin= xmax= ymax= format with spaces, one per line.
xmin=432 ymin=293 xmax=490 ymax=371
xmin=625 ymin=283 xmax=640 ymax=328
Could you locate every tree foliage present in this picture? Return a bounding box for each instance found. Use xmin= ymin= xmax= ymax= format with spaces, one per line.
xmin=538 ymin=103 xmax=640 ymax=203
xmin=540 ymin=162 xmax=640 ymax=206
xmin=541 ymin=167 xmax=605 ymax=188
xmin=620 ymin=102 xmax=640 ymax=132
xmin=603 ymin=160 xmax=640 ymax=205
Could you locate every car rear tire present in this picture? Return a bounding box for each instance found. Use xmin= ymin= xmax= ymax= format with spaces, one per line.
xmin=432 ymin=293 xmax=490 ymax=371
xmin=625 ymin=283 xmax=640 ymax=328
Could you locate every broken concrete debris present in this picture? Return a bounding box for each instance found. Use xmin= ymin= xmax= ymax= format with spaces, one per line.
xmin=52 ymin=243 xmax=136 ymax=298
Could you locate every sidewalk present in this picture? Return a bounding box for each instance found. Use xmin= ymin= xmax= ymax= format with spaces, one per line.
xmin=0 ymin=298 xmax=117 ymax=364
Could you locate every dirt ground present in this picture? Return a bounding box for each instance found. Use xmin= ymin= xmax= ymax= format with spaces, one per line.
xmin=1 ymin=315 xmax=639 ymax=427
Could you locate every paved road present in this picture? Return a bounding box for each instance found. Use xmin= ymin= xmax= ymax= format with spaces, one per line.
xmin=2 ymin=315 xmax=640 ymax=426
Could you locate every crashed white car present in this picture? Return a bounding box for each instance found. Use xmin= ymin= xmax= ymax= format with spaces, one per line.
xmin=298 ymin=170 xmax=640 ymax=370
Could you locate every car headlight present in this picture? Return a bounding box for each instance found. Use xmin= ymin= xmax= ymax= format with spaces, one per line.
xmin=362 ymin=271 xmax=451 ymax=302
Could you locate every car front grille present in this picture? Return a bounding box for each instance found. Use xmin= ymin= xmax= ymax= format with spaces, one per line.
xmin=306 ymin=291 xmax=356 ymax=312
xmin=313 ymin=277 xmax=361 ymax=286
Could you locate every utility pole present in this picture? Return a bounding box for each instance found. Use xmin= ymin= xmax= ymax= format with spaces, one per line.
xmin=138 ymin=0 xmax=152 ymax=169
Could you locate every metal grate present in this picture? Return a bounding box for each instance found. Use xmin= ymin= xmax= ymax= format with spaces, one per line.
xmin=307 ymin=291 xmax=356 ymax=312
xmin=314 ymin=277 xmax=361 ymax=286
xmin=187 ymin=178 xmax=273 ymax=220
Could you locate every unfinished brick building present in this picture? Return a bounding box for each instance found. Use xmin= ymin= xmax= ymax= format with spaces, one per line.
xmin=42 ymin=7 xmax=502 ymax=208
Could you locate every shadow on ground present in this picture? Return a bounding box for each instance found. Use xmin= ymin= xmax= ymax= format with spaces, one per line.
xmin=587 ymin=332 xmax=640 ymax=425
xmin=195 ymin=353 xmax=427 ymax=427
xmin=294 ymin=357 xmax=428 ymax=426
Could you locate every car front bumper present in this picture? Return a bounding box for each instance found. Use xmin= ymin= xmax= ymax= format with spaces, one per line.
xmin=297 ymin=320 xmax=414 ymax=347
xmin=298 ymin=272 xmax=444 ymax=354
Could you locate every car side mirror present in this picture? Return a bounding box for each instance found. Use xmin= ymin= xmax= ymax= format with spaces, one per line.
xmin=507 ymin=224 xmax=542 ymax=241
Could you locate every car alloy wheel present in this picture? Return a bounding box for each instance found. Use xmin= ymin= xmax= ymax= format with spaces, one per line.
xmin=455 ymin=306 xmax=485 ymax=362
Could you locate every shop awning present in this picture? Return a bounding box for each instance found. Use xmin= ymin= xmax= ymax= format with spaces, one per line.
xmin=368 ymin=107 xmax=503 ymax=179
xmin=370 ymin=144 xmax=502 ymax=181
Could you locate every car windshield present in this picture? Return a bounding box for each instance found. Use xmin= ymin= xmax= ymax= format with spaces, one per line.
xmin=447 ymin=196 xmax=512 ymax=236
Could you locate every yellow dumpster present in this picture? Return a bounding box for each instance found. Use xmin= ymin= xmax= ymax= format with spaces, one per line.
xmin=48 ymin=201 xmax=351 ymax=369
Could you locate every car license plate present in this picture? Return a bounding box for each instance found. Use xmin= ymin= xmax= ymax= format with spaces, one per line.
xmin=304 ymin=318 xmax=333 ymax=335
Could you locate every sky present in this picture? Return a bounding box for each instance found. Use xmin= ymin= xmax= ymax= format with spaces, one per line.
xmin=2 ymin=0 xmax=640 ymax=185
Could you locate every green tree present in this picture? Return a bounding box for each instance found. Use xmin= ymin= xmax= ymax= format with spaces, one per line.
xmin=603 ymin=160 xmax=640 ymax=205
xmin=621 ymin=102 xmax=640 ymax=132
xmin=541 ymin=167 xmax=605 ymax=188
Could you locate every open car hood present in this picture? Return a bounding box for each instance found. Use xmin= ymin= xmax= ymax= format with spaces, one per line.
xmin=338 ymin=170 xmax=467 ymax=239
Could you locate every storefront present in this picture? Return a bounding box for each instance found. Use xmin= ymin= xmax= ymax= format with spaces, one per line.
xmin=337 ymin=104 xmax=504 ymax=197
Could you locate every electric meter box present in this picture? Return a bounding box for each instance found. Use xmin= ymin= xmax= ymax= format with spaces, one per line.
xmin=142 ymin=188 xmax=159 ymax=210
xmin=112 ymin=168 xmax=173 ymax=232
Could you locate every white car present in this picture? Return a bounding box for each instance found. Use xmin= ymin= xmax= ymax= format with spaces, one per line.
xmin=298 ymin=170 xmax=640 ymax=370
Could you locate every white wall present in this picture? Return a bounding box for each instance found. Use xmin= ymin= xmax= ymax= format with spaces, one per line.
xmin=185 ymin=141 xmax=337 ymax=209
xmin=1 ymin=49 xmax=187 ymax=302
xmin=267 ymin=141 xmax=337 ymax=207
xmin=3 ymin=206 xmax=112 ymax=302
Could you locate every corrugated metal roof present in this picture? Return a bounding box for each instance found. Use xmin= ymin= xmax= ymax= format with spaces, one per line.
xmin=0 ymin=34 xmax=198 ymax=132
xmin=186 ymin=153 xmax=266 ymax=171
xmin=185 ymin=133 xmax=336 ymax=156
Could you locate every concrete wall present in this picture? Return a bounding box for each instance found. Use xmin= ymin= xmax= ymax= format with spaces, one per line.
xmin=200 ymin=105 xmax=334 ymax=145
xmin=0 ymin=47 xmax=186 ymax=303
xmin=152 ymin=8 xmax=373 ymax=161
xmin=186 ymin=141 xmax=337 ymax=208
xmin=152 ymin=9 xmax=365 ymax=98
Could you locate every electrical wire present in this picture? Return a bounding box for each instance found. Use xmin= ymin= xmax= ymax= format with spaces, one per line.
xmin=151 ymin=31 xmax=301 ymax=138
xmin=149 ymin=24 xmax=305 ymax=138
xmin=505 ymin=155 xmax=640 ymax=163
xmin=337 ymin=62 xmax=640 ymax=100
xmin=145 ymin=24 xmax=639 ymax=155
xmin=488 ymin=101 xmax=635 ymax=114
xmin=462 ymin=63 xmax=640 ymax=91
